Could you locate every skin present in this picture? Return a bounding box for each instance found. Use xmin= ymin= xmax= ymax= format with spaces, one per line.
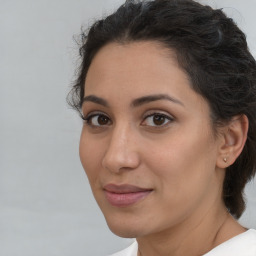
xmin=79 ymin=41 xmax=248 ymax=256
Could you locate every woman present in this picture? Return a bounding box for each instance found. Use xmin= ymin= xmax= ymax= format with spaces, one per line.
xmin=68 ymin=0 xmax=256 ymax=255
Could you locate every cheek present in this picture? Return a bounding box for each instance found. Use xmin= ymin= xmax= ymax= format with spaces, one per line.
xmin=142 ymin=136 xmax=218 ymax=226
xmin=144 ymin=130 xmax=217 ymax=196
xmin=144 ymin=134 xmax=196 ymax=175
xmin=79 ymin=131 xmax=104 ymax=184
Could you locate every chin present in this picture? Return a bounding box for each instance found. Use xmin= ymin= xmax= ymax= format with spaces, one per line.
xmin=107 ymin=222 xmax=142 ymax=238
xmin=103 ymin=211 xmax=147 ymax=238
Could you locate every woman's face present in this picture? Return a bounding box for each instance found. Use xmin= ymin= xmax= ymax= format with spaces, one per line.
xmin=79 ymin=41 xmax=224 ymax=238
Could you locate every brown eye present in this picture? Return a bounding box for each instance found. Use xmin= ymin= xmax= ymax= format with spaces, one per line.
xmin=153 ymin=115 xmax=166 ymax=126
xmin=141 ymin=113 xmax=173 ymax=127
xmin=97 ymin=115 xmax=109 ymax=125
xmin=84 ymin=114 xmax=111 ymax=127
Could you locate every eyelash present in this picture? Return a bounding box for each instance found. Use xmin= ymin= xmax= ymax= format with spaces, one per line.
xmin=82 ymin=112 xmax=111 ymax=127
xmin=141 ymin=112 xmax=174 ymax=127
xmin=82 ymin=111 xmax=174 ymax=128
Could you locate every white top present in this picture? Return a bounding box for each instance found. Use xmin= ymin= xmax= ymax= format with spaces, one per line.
xmin=109 ymin=229 xmax=256 ymax=256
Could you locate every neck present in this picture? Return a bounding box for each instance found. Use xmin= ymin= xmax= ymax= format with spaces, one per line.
xmin=136 ymin=203 xmax=245 ymax=256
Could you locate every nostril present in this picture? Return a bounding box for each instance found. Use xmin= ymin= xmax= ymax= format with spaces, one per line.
xmin=101 ymin=149 xmax=140 ymax=173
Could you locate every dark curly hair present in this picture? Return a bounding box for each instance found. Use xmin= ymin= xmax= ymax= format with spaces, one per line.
xmin=67 ymin=0 xmax=256 ymax=219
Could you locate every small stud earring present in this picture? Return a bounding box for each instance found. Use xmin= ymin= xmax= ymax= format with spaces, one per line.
xmin=223 ymin=158 xmax=227 ymax=163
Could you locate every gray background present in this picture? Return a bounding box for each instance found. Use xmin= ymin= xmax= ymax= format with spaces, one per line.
xmin=1 ymin=0 xmax=255 ymax=255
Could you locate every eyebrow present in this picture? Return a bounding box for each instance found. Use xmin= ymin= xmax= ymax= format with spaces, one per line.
xmin=131 ymin=94 xmax=184 ymax=107
xmin=82 ymin=94 xmax=184 ymax=108
xmin=82 ymin=95 xmax=109 ymax=107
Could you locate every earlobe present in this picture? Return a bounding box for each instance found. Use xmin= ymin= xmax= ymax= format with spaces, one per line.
xmin=216 ymin=114 xmax=249 ymax=169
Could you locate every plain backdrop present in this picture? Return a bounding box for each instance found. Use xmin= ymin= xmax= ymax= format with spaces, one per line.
xmin=1 ymin=0 xmax=255 ymax=255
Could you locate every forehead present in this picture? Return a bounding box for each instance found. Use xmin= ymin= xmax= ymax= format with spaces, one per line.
xmin=84 ymin=41 xmax=206 ymax=110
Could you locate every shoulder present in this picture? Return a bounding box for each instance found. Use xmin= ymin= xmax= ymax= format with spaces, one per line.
xmin=204 ymin=229 xmax=256 ymax=256
xmin=108 ymin=241 xmax=138 ymax=256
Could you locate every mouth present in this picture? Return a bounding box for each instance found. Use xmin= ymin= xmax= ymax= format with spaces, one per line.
xmin=103 ymin=184 xmax=153 ymax=207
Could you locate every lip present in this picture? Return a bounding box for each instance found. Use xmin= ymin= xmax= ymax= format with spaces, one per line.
xmin=103 ymin=184 xmax=153 ymax=207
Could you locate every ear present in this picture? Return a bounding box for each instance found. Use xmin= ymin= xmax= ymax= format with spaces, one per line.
xmin=216 ymin=114 xmax=249 ymax=169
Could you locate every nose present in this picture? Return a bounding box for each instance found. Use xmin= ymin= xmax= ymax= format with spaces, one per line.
xmin=102 ymin=124 xmax=140 ymax=174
